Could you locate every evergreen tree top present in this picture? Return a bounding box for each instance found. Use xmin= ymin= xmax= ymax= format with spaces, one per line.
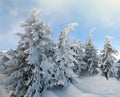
xmin=58 ymin=23 xmax=79 ymax=48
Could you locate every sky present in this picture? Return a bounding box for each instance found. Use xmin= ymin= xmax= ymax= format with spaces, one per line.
xmin=0 ymin=0 xmax=120 ymax=51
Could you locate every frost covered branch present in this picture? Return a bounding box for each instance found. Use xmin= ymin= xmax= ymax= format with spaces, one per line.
xmin=59 ymin=23 xmax=79 ymax=47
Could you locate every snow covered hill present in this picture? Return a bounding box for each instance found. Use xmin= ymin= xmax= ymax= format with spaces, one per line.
xmin=42 ymin=75 xmax=120 ymax=97
xmin=74 ymin=76 xmax=120 ymax=97
xmin=43 ymin=75 xmax=120 ymax=97
xmin=1 ymin=74 xmax=119 ymax=97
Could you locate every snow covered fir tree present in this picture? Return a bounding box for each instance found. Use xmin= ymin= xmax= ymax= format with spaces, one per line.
xmin=83 ymin=32 xmax=99 ymax=74
xmin=69 ymin=40 xmax=85 ymax=75
xmin=54 ymin=23 xmax=78 ymax=87
xmin=1 ymin=9 xmax=57 ymax=97
xmin=1 ymin=8 xmax=120 ymax=97
xmin=100 ymin=36 xmax=118 ymax=79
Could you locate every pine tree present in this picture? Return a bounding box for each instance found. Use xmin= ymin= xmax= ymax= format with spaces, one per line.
xmin=69 ymin=40 xmax=86 ymax=75
xmin=2 ymin=9 xmax=56 ymax=97
xmin=55 ymin=23 xmax=78 ymax=87
xmin=100 ymin=36 xmax=118 ymax=79
xmin=83 ymin=32 xmax=99 ymax=74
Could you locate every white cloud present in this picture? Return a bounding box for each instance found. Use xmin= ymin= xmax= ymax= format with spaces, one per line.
xmin=1 ymin=0 xmax=120 ymax=50
xmin=102 ymin=16 xmax=116 ymax=27
xmin=35 ymin=0 xmax=120 ymax=27
xmin=0 ymin=31 xmax=19 ymax=49
xmin=9 ymin=8 xmax=18 ymax=16
xmin=0 ymin=19 xmax=23 ymax=50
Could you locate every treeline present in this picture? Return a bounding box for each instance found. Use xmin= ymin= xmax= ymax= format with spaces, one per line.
xmin=0 ymin=9 xmax=120 ymax=97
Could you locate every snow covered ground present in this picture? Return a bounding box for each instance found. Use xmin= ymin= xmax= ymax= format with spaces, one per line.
xmin=74 ymin=75 xmax=120 ymax=97
xmin=42 ymin=75 xmax=120 ymax=97
xmin=0 ymin=75 xmax=120 ymax=97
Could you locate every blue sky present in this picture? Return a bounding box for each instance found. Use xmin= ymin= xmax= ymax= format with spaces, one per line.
xmin=0 ymin=0 xmax=120 ymax=51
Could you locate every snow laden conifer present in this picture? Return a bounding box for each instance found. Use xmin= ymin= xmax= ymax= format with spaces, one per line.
xmin=55 ymin=23 xmax=78 ymax=87
xmin=2 ymin=9 xmax=56 ymax=97
xmin=83 ymin=30 xmax=99 ymax=74
xmin=1 ymin=32 xmax=30 ymax=97
xmin=69 ymin=40 xmax=86 ymax=75
xmin=100 ymin=36 xmax=118 ymax=79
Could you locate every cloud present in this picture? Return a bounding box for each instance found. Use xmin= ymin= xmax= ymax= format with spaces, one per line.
xmin=35 ymin=0 xmax=120 ymax=27
xmin=102 ymin=16 xmax=116 ymax=27
xmin=0 ymin=19 xmax=23 ymax=51
xmin=0 ymin=30 xmax=18 ymax=50
xmin=1 ymin=0 xmax=120 ymax=50
xmin=9 ymin=8 xmax=18 ymax=16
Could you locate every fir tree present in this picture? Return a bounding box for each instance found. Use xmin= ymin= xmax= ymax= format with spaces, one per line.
xmin=2 ymin=44 xmax=28 ymax=97
xmin=100 ymin=36 xmax=118 ymax=79
xmin=55 ymin=23 xmax=78 ymax=87
xmin=69 ymin=40 xmax=86 ymax=75
xmin=2 ymin=9 xmax=56 ymax=97
xmin=83 ymin=32 xmax=99 ymax=74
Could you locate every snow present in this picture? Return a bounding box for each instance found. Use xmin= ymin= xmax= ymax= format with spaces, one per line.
xmin=43 ymin=83 xmax=102 ymax=97
xmin=0 ymin=74 xmax=10 ymax=97
xmin=44 ymin=75 xmax=120 ymax=97
xmin=0 ymin=72 xmax=120 ymax=97
xmin=74 ymin=75 xmax=120 ymax=97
